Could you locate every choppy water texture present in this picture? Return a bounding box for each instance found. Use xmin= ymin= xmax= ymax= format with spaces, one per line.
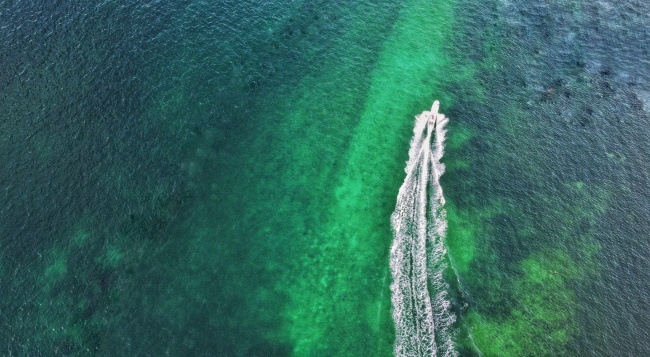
xmin=1 ymin=0 xmax=649 ymax=356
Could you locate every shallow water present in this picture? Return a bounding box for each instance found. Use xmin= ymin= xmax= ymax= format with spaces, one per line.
xmin=2 ymin=1 xmax=649 ymax=356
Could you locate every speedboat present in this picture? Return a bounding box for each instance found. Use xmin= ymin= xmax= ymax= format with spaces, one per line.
xmin=427 ymin=100 xmax=441 ymax=133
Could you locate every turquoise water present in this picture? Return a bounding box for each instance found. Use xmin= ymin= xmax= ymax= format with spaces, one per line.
xmin=2 ymin=1 xmax=650 ymax=356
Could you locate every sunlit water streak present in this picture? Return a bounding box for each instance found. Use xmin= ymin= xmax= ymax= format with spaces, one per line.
xmin=390 ymin=101 xmax=456 ymax=357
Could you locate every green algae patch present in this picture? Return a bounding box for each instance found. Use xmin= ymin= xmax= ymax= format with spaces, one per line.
xmin=71 ymin=229 xmax=91 ymax=246
xmin=99 ymin=244 xmax=125 ymax=268
xmin=30 ymin=221 xmax=156 ymax=354
xmin=469 ymin=249 xmax=586 ymax=357
xmin=445 ymin=203 xmax=479 ymax=276
xmin=44 ymin=252 xmax=68 ymax=288
xmin=446 ymin=122 xmax=476 ymax=151
xmin=454 ymin=183 xmax=606 ymax=355
xmin=446 ymin=199 xmax=507 ymax=277
xmin=449 ymin=174 xmax=608 ymax=356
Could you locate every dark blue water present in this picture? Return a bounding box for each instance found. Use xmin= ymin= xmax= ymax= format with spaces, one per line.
xmin=2 ymin=1 xmax=650 ymax=356
xmin=443 ymin=1 xmax=650 ymax=355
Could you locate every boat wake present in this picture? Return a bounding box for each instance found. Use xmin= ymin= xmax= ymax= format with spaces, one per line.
xmin=390 ymin=101 xmax=457 ymax=357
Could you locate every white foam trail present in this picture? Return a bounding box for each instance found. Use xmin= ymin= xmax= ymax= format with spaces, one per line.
xmin=390 ymin=102 xmax=456 ymax=357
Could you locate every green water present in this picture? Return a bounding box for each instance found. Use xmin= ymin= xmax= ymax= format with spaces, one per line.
xmin=4 ymin=0 xmax=650 ymax=355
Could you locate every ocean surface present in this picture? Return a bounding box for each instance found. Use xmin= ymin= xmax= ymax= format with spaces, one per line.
xmin=2 ymin=1 xmax=650 ymax=356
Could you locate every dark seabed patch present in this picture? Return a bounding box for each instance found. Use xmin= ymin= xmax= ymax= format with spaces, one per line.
xmin=441 ymin=0 xmax=650 ymax=355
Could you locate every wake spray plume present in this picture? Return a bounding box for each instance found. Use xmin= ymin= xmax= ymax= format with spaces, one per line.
xmin=390 ymin=101 xmax=457 ymax=357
